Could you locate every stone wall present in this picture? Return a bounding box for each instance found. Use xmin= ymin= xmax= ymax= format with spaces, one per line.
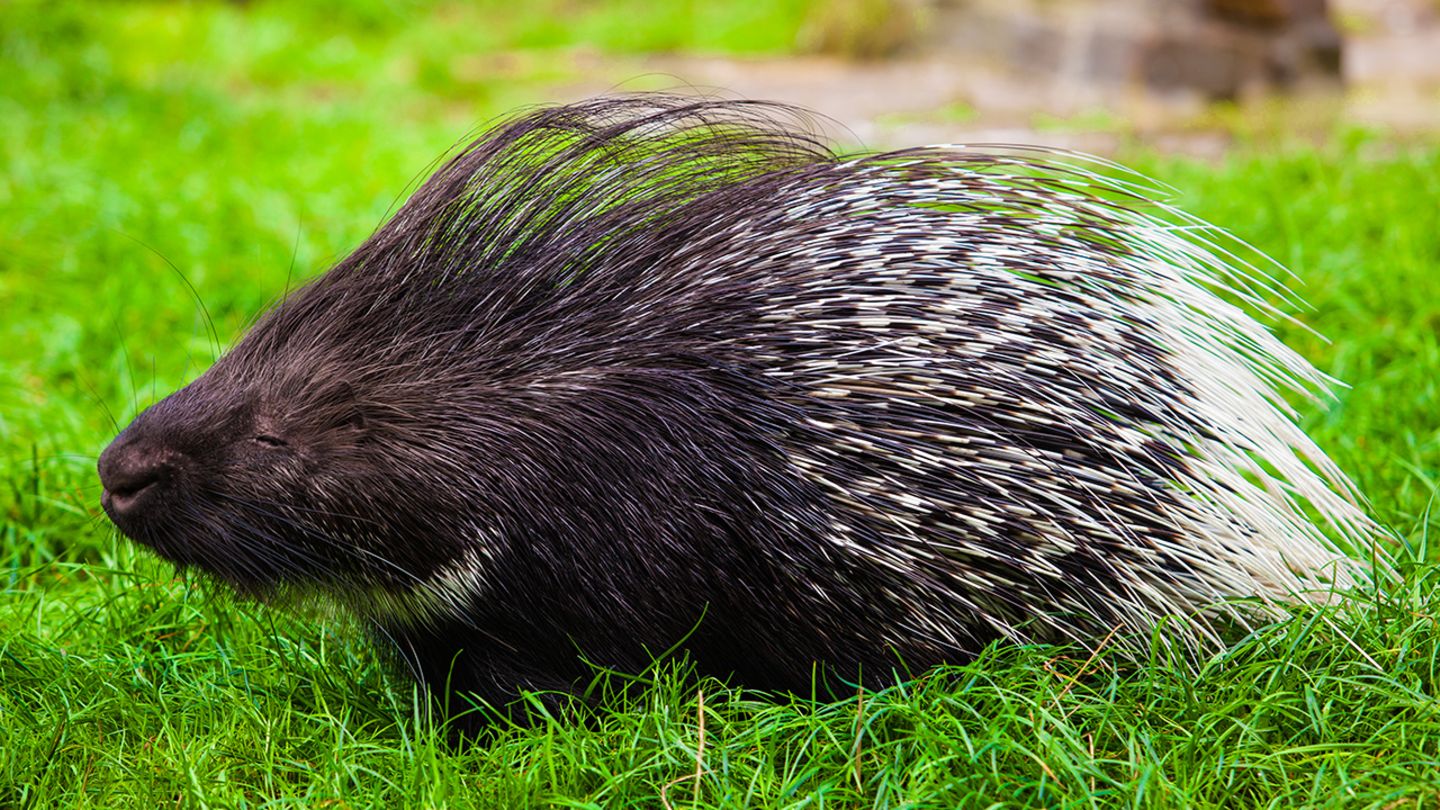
xmin=913 ymin=0 xmax=1343 ymax=101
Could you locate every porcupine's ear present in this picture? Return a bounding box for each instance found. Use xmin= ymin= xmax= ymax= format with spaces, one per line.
xmin=306 ymin=378 xmax=368 ymax=434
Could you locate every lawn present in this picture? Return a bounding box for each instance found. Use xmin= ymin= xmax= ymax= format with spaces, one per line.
xmin=3 ymin=1 xmax=1440 ymax=807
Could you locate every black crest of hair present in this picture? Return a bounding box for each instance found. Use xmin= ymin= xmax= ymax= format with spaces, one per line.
xmin=98 ymin=94 xmax=1382 ymax=733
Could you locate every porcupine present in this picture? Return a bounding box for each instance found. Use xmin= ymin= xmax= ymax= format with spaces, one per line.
xmin=97 ymin=95 xmax=1383 ymax=728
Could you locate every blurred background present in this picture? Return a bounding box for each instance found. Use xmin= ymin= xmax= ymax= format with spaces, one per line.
xmin=11 ymin=0 xmax=1438 ymax=150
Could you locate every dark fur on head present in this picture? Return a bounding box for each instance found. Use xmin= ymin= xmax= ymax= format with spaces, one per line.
xmin=99 ymin=95 xmax=1378 ymax=731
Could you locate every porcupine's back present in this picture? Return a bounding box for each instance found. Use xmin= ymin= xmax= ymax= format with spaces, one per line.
xmin=99 ymin=96 xmax=1381 ymax=716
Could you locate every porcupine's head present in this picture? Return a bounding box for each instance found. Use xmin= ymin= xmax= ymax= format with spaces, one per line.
xmin=96 ymin=97 xmax=834 ymax=619
xmin=95 ymin=335 xmax=409 ymax=598
xmin=92 ymin=249 xmax=510 ymax=611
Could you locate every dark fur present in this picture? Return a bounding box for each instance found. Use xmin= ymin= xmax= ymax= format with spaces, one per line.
xmin=98 ymin=96 xmax=1370 ymax=731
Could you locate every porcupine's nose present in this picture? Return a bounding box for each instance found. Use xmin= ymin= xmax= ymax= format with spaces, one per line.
xmin=98 ymin=433 xmax=175 ymax=522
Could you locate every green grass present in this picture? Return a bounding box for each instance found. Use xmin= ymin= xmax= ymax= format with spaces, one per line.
xmin=4 ymin=1 xmax=1440 ymax=807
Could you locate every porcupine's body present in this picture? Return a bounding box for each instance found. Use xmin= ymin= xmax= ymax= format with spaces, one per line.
xmin=97 ymin=96 xmax=1380 ymax=727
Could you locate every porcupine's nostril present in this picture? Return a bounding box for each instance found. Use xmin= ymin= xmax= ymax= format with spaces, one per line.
xmin=98 ymin=436 xmax=174 ymax=520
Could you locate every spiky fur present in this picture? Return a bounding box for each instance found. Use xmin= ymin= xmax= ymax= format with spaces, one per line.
xmin=99 ymin=95 xmax=1383 ymax=726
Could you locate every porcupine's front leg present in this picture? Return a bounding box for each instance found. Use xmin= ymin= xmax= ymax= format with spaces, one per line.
xmin=375 ymin=621 xmax=575 ymax=732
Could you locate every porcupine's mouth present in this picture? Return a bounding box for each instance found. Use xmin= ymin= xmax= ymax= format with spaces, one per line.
xmin=100 ymin=494 xmax=194 ymax=566
xmin=100 ymin=495 xmax=195 ymax=570
xmin=103 ymin=508 xmax=211 ymax=573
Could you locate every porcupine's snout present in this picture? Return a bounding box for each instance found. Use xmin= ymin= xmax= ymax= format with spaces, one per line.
xmin=96 ymin=382 xmax=228 ymax=566
xmin=99 ymin=424 xmax=181 ymax=532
